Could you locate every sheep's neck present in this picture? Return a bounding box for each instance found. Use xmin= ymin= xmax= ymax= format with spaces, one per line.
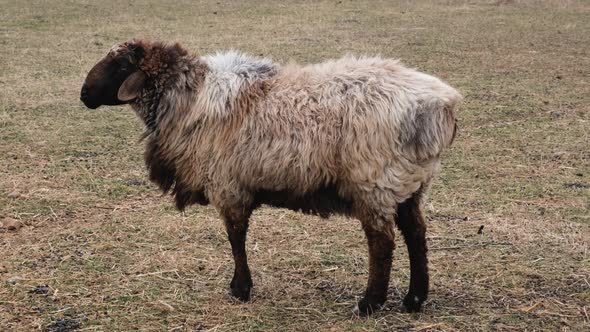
xmin=133 ymin=84 xmax=161 ymax=135
xmin=133 ymin=55 xmax=207 ymax=137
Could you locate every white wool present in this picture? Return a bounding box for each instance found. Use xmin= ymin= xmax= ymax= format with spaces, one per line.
xmin=199 ymin=51 xmax=278 ymax=117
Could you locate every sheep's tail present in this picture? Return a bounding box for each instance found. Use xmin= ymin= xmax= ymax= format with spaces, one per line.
xmin=400 ymin=89 xmax=462 ymax=161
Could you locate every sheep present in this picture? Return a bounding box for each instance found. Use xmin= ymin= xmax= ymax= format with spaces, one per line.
xmin=80 ymin=39 xmax=461 ymax=315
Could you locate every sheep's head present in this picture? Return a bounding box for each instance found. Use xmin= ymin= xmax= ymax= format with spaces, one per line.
xmin=81 ymin=41 xmax=147 ymax=109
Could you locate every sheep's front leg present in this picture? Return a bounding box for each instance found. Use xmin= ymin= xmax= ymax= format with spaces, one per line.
xmin=355 ymin=224 xmax=394 ymax=316
xmin=224 ymin=216 xmax=253 ymax=302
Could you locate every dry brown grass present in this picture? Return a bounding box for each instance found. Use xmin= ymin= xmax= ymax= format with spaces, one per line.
xmin=1 ymin=0 xmax=589 ymax=331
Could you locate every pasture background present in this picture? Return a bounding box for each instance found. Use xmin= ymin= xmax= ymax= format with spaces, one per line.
xmin=1 ymin=0 xmax=588 ymax=331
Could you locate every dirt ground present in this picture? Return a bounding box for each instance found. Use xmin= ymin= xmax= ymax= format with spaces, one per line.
xmin=1 ymin=0 xmax=588 ymax=331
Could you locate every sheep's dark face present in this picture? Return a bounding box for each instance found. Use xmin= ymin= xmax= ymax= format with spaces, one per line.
xmin=81 ymin=43 xmax=147 ymax=109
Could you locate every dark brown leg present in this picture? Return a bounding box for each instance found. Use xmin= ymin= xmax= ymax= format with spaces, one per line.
xmin=395 ymin=191 xmax=429 ymax=312
xmin=224 ymin=215 xmax=252 ymax=302
xmin=355 ymin=223 xmax=394 ymax=316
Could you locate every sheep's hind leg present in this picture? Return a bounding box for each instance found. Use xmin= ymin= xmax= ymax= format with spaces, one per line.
xmin=395 ymin=190 xmax=429 ymax=312
xmin=224 ymin=215 xmax=253 ymax=302
xmin=355 ymin=222 xmax=394 ymax=316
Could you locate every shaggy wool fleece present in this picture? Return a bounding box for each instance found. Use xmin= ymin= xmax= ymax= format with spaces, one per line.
xmin=123 ymin=41 xmax=461 ymax=235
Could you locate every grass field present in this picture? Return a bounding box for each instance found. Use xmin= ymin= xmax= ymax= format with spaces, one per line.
xmin=1 ymin=0 xmax=589 ymax=331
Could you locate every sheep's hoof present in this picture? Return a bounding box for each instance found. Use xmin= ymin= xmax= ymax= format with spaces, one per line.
xmin=229 ymin=286 xmax=251 ymax=302
xmin=229 ymin=275 xmax=252 ymax=302
xmin=403 ymin=293 xmax=424 ymax=313
xmin=353 ymin=297 xmax=385 ymax=316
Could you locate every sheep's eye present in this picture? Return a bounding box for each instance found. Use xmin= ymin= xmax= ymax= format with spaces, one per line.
xmin=115 ymin=57 xmax=129 ymax=66
xmin=115 ymin=61 xmax=130 ymax=72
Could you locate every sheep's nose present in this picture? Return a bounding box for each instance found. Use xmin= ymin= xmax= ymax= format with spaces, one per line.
xmin=80 ymin=83 xmax=89 ymax=101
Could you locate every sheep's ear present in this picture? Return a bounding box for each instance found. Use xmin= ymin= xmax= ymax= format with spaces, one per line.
xmin=118 ymin=71 xmax=147 ymax=101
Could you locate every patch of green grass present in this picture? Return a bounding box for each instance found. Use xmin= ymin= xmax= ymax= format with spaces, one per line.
xmin=80 ymin=178 xmax=149 ymax=199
